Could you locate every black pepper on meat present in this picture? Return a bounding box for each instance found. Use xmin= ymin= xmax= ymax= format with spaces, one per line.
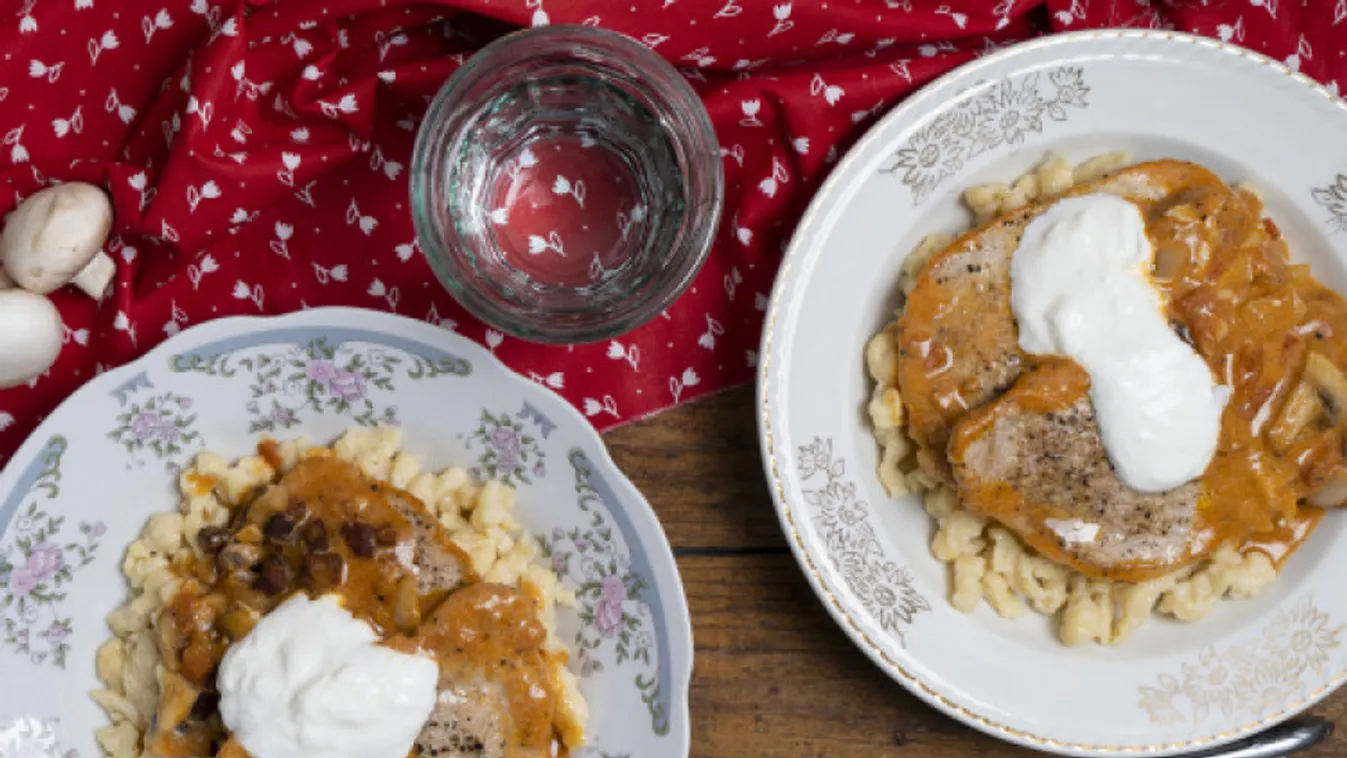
xmin=952 ymin=389 xmax=1205 ymax=579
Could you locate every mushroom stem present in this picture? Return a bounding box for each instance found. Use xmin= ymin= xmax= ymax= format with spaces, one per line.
xmin=73 ymin=250 xmax=116 ymax=300
xmin=1310 ymin=467 xmax=1347 ymax=507
xmin=1304 ymin=352 xmax=1347 ymax=421
xmin=0 ymin=182 xmax=114 ymax=298
xmin=0 ymin=290 xmax=63 ymax=389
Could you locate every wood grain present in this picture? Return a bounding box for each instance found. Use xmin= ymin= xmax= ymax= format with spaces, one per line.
xmin=605 ymin=387 xmax=785 ymax=551
xmin=605 ymin=386 xmax=1347 ymax=758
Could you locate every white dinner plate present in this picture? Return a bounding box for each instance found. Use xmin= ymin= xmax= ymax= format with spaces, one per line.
xmin=758 ymin=29 xmax=1347 ymax=756
xmin=0 ymin=307 xmax=692 ymax=758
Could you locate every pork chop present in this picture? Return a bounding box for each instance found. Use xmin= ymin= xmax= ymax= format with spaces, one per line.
xmin=254 ymin=457 xmax=474 ymax=595
xmin=896 ymin=160 xmax=1255 ymax=484
xmin=413 ymin=690 xmax=509 ymax=758
xmin=383 ymin=488 xmax=472 ymax=594
xmin=408 ymin=583 xmax=562 ymax=758
xmin=948 ymin=360 xmax=1213 ymax=580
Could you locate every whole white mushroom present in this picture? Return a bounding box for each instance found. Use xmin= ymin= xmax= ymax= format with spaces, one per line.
xmin=0 ymin=289 xmax=64 ymax=389
xmin=1 ymin=182 xmax=116 ymax=300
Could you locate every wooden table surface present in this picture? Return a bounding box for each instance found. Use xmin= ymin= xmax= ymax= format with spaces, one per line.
xmin=605 ymin=386 xmax=1347 ymax=758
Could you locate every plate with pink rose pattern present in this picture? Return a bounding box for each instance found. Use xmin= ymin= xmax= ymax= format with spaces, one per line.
xmin=0 ymin=307 xmax=692 ymax=758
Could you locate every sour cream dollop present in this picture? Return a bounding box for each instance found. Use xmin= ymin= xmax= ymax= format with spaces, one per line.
xmin=1010 ymin=193 xmax=1231 ymax=492
xmin=218 ymin=593 xmax=438 ymax=758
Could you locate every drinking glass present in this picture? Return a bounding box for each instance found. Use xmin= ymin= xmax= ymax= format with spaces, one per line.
xmin=411 ymin=25 xmax=723 ymax=344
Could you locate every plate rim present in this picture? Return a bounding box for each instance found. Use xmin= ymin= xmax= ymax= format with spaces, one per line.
xmin=0 ymin=305 xmax=695 ymax=758
xmin=756 ymin=28 xmax=1347 ymax=756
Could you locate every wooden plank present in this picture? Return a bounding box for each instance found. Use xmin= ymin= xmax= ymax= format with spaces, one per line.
xmin=610 ymin=392 xmax=1347 ymax=757
xmin=680 ymin=552 xmax=1347 ymax=758
xmin=605 ymin=387 xmax=787 ymax=551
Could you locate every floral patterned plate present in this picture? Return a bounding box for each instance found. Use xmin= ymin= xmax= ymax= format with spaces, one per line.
xmin=0 ymin=307 xmax=692 ymax=758
xmin=759 ymin=30 xmax=1347 ymax=757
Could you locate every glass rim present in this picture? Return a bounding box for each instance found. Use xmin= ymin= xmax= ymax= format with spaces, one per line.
xmin=410 ymin=24 xmax=724 ymax=345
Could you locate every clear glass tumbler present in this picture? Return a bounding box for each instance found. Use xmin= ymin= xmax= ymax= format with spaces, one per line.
xmin=410 ymin=25 xmax=723 ymax=344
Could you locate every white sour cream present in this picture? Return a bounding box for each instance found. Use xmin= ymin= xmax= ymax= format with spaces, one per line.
xmin=218 ymin=594 xmax=438 ymax=758
xmin=1044 ymin=517 xmax=1101 ymax=545
xmin=1010 ymin=193 xmax=1231 ymax=493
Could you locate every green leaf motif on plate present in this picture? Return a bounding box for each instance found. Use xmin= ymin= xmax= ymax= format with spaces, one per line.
xmin=0 ymin=439 xmax=105 ymax=669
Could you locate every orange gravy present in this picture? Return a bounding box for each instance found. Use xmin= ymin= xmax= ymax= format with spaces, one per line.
xmin=1159 ymin=186 xmax=1346 ymax=569
xmin=948 ymin=359 xmax=1220 ymax=582
xmin=154 ymin=454 xmax=570 ymax=758
xmin=392 ymin=584 xmax=560 ymax=753
xmin=897 ymin=162 xmax=1242 ymax=485
xmin=898 ymin=163 xmax=1347 ymax=579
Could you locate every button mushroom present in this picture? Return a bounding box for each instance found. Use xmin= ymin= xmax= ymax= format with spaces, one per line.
xmin=1304 ymin=352 xmax=1347 ymax=421
xmin=0 ymin=289 xmax=63 ymax=389
xmin=1310 ymin=468 xmax=1347 ymax=507
xmin=1 ymin=182 xmax=116 ymax=300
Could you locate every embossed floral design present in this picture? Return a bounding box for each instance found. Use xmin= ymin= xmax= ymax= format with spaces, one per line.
xmin=988 ymin=77 xmax=1045 ymax=146
xmin=886 ymin=114 xmax=966 ymax=206
xmin=1262 ymin=597 xmax=1340 ymax=681
xmin=881 ymin=66 xmax=1090 ymax=204
xmin=797 ymin=436 xmax=930 ymax=643
xmin=535 ymin=450 xmax=668 ymax=737
xmin=305 ymin=358 xmax=338 ymax=384
xmin=1312 ymin=174 xmax=1347 ymax=233
xmin=594 ymin=575 xmax=629 ymax=638
xmin=328 ymin=367 xmax=368 ymax=402
xmin=540 ymin=524 xmax=651 ymax=664
xmin=175 ymin=335 xmax=471 ymax=434
xmin=236 ymin=338 xmax=400 ymax=432
xmin=0 ymin=440 xmax=104 ymax=669
xmin=107 ymin=393 xmax=200 ymax=460
xmin=8 ymin=542 xmax=62 ymax=598
xmin=468 ymin=410 xmax=544 ymax=486
xmin=1047 ymin=67 xmax=1088 ymax=111
xmin=1137 ymin=596 xmax=1344 ymax=724
xmin=798 ymin=437 xmax=844 ymax=480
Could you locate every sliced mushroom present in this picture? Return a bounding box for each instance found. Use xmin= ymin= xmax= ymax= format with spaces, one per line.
xmin=155 ymin=605 xmax=185 ymax=672
xmin=1310 ymin=467 xmax=1347 ymax=507
xmin=1303 ymin=352 xmax=1347 ymax=421
xmin=392 ymin=574 xmax=421 ymax=635
xmin=0 ymin=289 xmax=63 ymax=389
xmin=243 ymin=485 xmax=290 ymax=525
xmin=1267 ymin=380 xmax=1323 ymax=455
xmin=217 ymin=541 xmax=262 ymax=582
xmin=146 ymin=669 xmax=202 ymax=752
xmin=1 ymin=182 xmax=115 ymax=299
xmin=217 ymin=607 xmax=260 ymax=641
xmin=179 ymin=632 xmax=220 ymax=686
xmin=1152 ymin=241 xmax=1188 ymax=280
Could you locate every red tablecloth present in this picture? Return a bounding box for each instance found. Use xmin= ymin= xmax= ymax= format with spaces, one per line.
xmin=0 ymin=0 xmax=1343 ymax=466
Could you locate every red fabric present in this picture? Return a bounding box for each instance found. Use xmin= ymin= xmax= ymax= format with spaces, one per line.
xmin=0 ymin=0 xmax=1344 ymax=466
